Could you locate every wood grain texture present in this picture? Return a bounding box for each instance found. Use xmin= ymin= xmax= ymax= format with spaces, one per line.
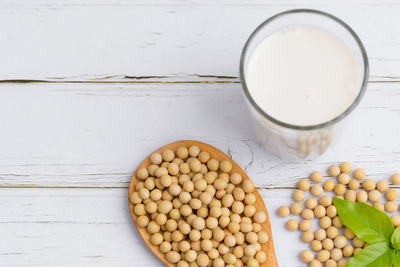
xmin=0 ymin=0 xmax=400 ymax=80
xmin=1 ymin=187 xmax=399 ymax=267
xmin=0 ymin=82 xmax=398 ymax=189
xmin=128 ymin=140 xmax=277 ymax=267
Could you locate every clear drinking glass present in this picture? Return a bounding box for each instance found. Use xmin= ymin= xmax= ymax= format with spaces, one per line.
xmin=240 ymin=9 xmax=368 ymax=159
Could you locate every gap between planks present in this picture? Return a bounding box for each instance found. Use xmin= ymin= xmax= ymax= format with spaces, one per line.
xmin=0 ymin=75 xmax=399 ymax=84
xmin=0 ymin=185 xmax=293 ymax=190
xmin=1 ymin=185 xmax=399 ymax=190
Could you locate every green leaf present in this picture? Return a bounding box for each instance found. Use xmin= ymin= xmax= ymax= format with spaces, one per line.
xmin=333 ymin=197 xmax=394 ymax=244
xmin=394 ymin=251 xmax=400 ymax=267
xmin=392 ymin=227 xmax=400 ymax=250
xmin=347 ymin=242 xmax=394 ymax=267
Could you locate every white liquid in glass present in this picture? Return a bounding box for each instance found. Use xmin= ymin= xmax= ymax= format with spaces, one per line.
xmin=246 ymin=26 xmax=359 ymax=126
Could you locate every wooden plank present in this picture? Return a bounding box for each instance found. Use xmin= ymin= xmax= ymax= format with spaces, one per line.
xmin=1 ymin=188 xmax=399 ymax=266
xmin=3 ymin=0 xmax=400 ymax=7
xmin=0 ymin=1 xmax=399 ymax=80
xmin=0 ymin=82 xmax=399 ymax=188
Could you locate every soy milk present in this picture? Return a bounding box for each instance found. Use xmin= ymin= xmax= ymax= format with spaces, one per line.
xmin=246 ymin=26 xmax=359 ymax=126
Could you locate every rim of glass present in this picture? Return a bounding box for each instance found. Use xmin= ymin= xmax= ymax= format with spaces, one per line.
xmin=240 ymin=9 xmax=369 ymax=131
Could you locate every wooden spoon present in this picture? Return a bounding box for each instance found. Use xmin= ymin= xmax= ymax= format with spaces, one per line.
xmin=128 ymin=140 xmax=278 ymax=266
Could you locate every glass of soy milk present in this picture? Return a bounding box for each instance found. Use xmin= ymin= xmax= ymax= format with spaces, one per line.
xmin=240 ymin=9 xmax=368 ymax=159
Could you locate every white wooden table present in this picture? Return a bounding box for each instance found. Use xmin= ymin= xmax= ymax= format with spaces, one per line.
xmin=1 ymin=1 xmax=399 ymax=266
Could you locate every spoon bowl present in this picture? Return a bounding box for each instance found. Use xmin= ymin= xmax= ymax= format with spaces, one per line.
xmin=128 ymin=140 xmax=278 ymax=266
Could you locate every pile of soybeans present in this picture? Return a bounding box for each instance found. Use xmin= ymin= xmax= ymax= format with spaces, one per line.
xmin=130 ymin=145 xmax=270 ymax=267
xmin=277 ymin=162 xmax=400 ymax=267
